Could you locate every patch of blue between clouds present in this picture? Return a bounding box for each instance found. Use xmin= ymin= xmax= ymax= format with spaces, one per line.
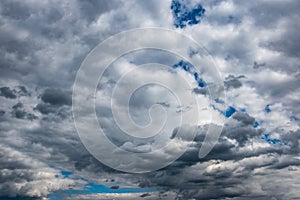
xmin=210 ymin=104 xmax=237 ymax=119
xmin=253 ymin=121 xmax=259 ymax=128
xmin=261 ymin=133 xmax=281 ymax=144
xmin=48 ymin=182 xmax=156 ymax=200
xmin=48 ymin=170 xmax=156 ymax=200
xmin=173 ymin=60 xmax=238 ymax=119
xmin=264 ymin=104 xmax=271 ymax=113
xmin=171 ymin=0 xmax=205 ymax=28
xmin=173 ymin=60 xmax=206 ymax=87
xmin=172 ymin=60 xmax=239 ymax=120
xmin=173 ymin=60 xmax=191 ymax=72
xmin=61 ymin=170 xmax=73 ymax=178
xmin=223 ymin=106 xmax=236 ymax=118
xmin=212 ymin=104 xmax=259 ymax=127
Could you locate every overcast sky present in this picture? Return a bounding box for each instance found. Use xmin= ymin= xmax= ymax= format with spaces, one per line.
xmin=0 ymin=0 xmax=300 ymax=199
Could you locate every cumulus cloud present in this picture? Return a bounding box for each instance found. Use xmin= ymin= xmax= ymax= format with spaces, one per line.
xmin=40 ymin=88 xmax=71 ymax=106
xmin=0 ymin=87 xmax=17 ymax=99
xmin=0 ymin=0 xmax=299 ymax=199
xmin=0 ymin=144 xmax=76 ymax=198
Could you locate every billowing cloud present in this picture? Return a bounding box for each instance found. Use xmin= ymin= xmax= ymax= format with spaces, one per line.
xmin=0 ymin=0 xmax=299 ymax=199
xmin=0 ymin=87 xmax=17 ymax=99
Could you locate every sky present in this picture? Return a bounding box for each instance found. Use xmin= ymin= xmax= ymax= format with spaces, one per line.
xmin=0 ymin=0 xmax=300 ymax=199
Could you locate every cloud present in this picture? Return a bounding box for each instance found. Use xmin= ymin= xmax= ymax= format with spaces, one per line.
xmin=0 ymin=87 xmax=17 ymax=99
xmin=40 ymin=88 xmax=71 ymax=106
xmin=11 ymin=102 xmax=37 ymax=120
xmin=232 ymin=112 xmax=255 ymax=126
xmin=224 ymin=74 xmax=245 ymax=89
xmin=0 ymin=144 xmax=76 ymax=198
xmin=281 ymin=129 xmax=300 ymax=155
xmin=130 ymin=106 xmax=298 ymax=199
xmin=0 ymin=0 xmax=299 ymax=199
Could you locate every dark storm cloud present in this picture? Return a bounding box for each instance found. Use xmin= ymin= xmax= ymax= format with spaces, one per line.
xmin=136 ymin=108 xmax=297 ymax=199
xmin=0 ymin=86 xmax=30 ymax=99
xmin=33 ymin=87 xmax=72 ymax=119
xmin=40 ymin=88 xmax=71 ymax=106
xmin=0 ymin=87 xmax=16 ymax=99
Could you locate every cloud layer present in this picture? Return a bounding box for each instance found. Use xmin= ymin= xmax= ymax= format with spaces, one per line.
xmin=0 ymin=0 xmax=299 ymax=199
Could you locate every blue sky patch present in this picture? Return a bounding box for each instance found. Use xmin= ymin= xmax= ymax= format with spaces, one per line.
xmin=171 ymin=0 xmax=205 ymax=28
xmin=223 ymin=106 xmax=236 ymax=118
xmin=48 ymin=181 xmax=156 ymax=200
xmin=193 ymin=72 xmax=206 ymax=87
xmin=253 ymin=121 xmax=259 ymax=128
xmin=173 ymin=60 xmax=206 ymax=87
xmin=264 ymin=104 xmax=271 ymax=113
xmin=173 ymin=60 xmax=191 ymax=72
xmin=61 ymin=170 xmax=73 ymax=178
xmin=262 ymin=133 xmax=281 ymax=144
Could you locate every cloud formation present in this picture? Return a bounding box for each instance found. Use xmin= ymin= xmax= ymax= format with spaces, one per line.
xmin=0 ymin=0 xmax=299 ymax=199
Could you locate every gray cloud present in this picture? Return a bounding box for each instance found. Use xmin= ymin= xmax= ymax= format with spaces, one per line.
xmin=224 ymin=75 xmax=245 ymax=90
xmin=0 ymin=87 xmax=17 ymax=99
xmin=0 ymin=144 xmax=76 ymax=198
xmin=40 ymin=88 xmax=71 ymax=106
xmin=0 ymin=0 xmax=299 ymax=199
xmin=11 ymin=102 xmax=37 ymax=120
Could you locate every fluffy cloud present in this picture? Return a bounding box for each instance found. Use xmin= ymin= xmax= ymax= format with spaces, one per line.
xmin=0 ymin=0 xmax=299 ymax=199
xmin=0 ymin=144 xmax=76 ymax=198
